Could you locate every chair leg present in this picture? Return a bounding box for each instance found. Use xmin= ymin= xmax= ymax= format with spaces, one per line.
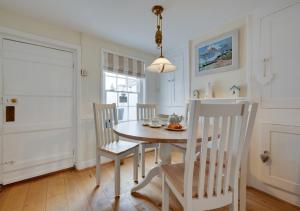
xmin=229 ymin=184 xmax=239 ymax=211
xmin=155 ymin=146 xmax=158 ymax=164
xmin=133 ymin=148 xmax=138 ymax=183
xmin=141 ymin=144 xmax=146 ymax=178
xmin=96 ymin=150 xmax=101 ymax=186
xmin=115 ymin=158 xmax=121 ymax=197
xmin=162 ymin=173 xmax=169 ymax=211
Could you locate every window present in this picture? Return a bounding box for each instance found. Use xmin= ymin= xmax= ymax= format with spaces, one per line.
xmin=104 ymin=72 xmax=144 ymax=121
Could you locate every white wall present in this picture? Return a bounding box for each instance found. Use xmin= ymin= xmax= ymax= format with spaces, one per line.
xmin=0 ymin=8 xmax=158 ymax=170
xmin=190 ymin=18 xmax=248 ymax=98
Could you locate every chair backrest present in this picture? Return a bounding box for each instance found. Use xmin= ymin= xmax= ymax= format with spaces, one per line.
xmin=93 ymin=103 xmax=118 ymax=148
xmin=184 ymin=100 xmax=257 ymax=203
xmin=184 ymin=99 xmax=244 ymax=124
xmin=136 ymin=103 xmax=156 ymax=120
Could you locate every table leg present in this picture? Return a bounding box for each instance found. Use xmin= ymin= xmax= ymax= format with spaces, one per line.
xmin=131 ymin=143 xmax=172 ymax=193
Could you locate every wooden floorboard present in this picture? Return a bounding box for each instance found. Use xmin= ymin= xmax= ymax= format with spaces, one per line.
xmin=0 ymin=151 xmax=299 ymax=211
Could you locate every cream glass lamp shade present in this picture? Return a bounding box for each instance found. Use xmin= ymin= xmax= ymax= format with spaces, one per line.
xmin=147 ymin=57 xmax=176 ymax=73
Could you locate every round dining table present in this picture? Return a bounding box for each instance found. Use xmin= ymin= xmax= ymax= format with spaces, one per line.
xmin=113 ymin=120 xmax=247 ymax=211
xmin=113 ymin=120 xmax=188 ymax=193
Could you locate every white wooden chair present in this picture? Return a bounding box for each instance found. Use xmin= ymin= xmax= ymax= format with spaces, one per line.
xmin=93 ymin=103 xmax=139 ymax=197
xmin=172 ymin=100 xmax=243 ymax=162
xmin=162 ymin=101 xmax=258 ymax=210
xmin=137 ymin=103 xmax=159 ymax=178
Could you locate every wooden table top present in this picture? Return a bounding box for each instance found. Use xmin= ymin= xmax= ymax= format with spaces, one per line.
xmin=113 ymin=120 xmax=191 ymax=143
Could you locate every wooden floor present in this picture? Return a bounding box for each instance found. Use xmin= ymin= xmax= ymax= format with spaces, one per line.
xmin=0 ymin=151 xmax=299 ymax=211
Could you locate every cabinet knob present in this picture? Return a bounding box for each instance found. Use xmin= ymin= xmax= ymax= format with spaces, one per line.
xmin=260 ymin=151 xmax=270 ymax=163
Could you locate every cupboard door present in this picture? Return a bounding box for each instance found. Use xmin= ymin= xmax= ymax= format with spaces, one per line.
xmin=255 ymin=2 xmax=300 ymax=198
xmin=261 ymin=124 xmax=300 ymax=195
xmin=172 ymin=54 xmax=185 ymax=107
xmin=260 ymin=3 xmax=300 ymax=109
xmin=159 ymin=72 xmax=172 ymax=107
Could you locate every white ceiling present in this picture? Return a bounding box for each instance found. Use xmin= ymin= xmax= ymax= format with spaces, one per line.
xmin=0 ymin=0 xmax=282 ymax=53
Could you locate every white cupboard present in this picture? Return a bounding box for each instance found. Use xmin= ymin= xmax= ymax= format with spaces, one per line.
xmin=159 ymin=50 xmax=187 ymax=115
xmin=249 ymin=1 xmax=300 ymax=206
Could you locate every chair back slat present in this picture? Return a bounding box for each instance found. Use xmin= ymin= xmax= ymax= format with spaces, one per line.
xmin=215 ymin=116 xmax=228 ymax=195
xmin=104 ymin=108 xmax=110 ymax=144
xmin=184 ymin=100 xmax=257 ymax=202
xmin=197 ymin=116 xmax=210 ymax=198
xmin=207 ymin=117 xmax=220 ymax=197
xmin=137 ymin=104 xmax=156 ymax=120
xmin=93 ymin=103 xmax=118 ymax=147
xmin=223 ymin=116 xmax=236 ymax=194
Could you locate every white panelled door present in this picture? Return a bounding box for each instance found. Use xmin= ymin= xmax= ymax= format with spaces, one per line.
xmin=252 ymin=2 xmax=300 ymax=198
xmin=1 ymin=39 xmax=75 ymax=184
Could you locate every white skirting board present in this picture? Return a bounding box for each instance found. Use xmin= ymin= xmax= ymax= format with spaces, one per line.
xmin=2 ymin=157 xmax=74 ymax=185
xmin=248 ymin=177 xmax=300 ymax=207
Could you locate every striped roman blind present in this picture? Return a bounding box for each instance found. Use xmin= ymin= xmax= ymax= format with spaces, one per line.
xmin=103 ymin=51 xmax=145 ymax=78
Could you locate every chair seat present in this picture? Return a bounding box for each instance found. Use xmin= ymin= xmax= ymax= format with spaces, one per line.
xmin=99 ymin=140 xmax=139 ymax=155
xmin=162 ymin=162 xmax=202 ymax=198
xmin=161 ymin=161 xmax=227 ymax=198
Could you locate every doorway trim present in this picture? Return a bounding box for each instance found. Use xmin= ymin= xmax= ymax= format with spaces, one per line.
xmin=0 ymin=26 xmax=81 ymax=184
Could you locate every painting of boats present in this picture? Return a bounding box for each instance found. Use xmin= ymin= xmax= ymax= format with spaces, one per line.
xmin=195 ymin=29 xmax=239 ymax=76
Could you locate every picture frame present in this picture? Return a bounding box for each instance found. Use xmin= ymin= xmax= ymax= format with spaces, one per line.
xmin=195 ymin=29 xmax=239 ymax=76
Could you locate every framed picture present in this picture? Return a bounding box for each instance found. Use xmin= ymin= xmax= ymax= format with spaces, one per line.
xmin=195 ymin=29 xmax=239 ymax=76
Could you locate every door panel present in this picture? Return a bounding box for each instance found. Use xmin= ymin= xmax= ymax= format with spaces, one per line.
xmin=1 ymin=38 xmax=75 ymax=184
xmin=159 ymin=51 xmax=186 ymax=115
xmin=3 ymin=128 xmax=73 ymax=172
xmin=261 ymin=124 xmax=300 ymax=195
xmin=3 ymin=59 xmax=73 ymax=96
xmin=159 ymin=72 xmax=172 ymax=107
xmin=3 ymin=96 xmax=73 ymax=133
xmin=260 ymin=4 xmax=300 ymax=108
xmin=3 ymin=39 xmax=73 ymax=67
xmin=172 ymin=54 xmax=185 ymax=107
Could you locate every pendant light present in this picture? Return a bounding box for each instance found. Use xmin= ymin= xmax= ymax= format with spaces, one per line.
xmin=147 ymin=5 xmax=176 ymax=73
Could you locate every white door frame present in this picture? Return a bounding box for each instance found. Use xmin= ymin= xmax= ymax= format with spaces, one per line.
xmin=0 ymin=27 xmax=81 ymax=184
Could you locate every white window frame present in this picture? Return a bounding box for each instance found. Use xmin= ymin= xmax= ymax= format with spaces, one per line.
xmin=100 ymin=49 xmax=146 ymax=121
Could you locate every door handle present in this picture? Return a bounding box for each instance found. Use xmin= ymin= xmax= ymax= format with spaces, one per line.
xmin=260 ymin=151 xmax=270 ymax=163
